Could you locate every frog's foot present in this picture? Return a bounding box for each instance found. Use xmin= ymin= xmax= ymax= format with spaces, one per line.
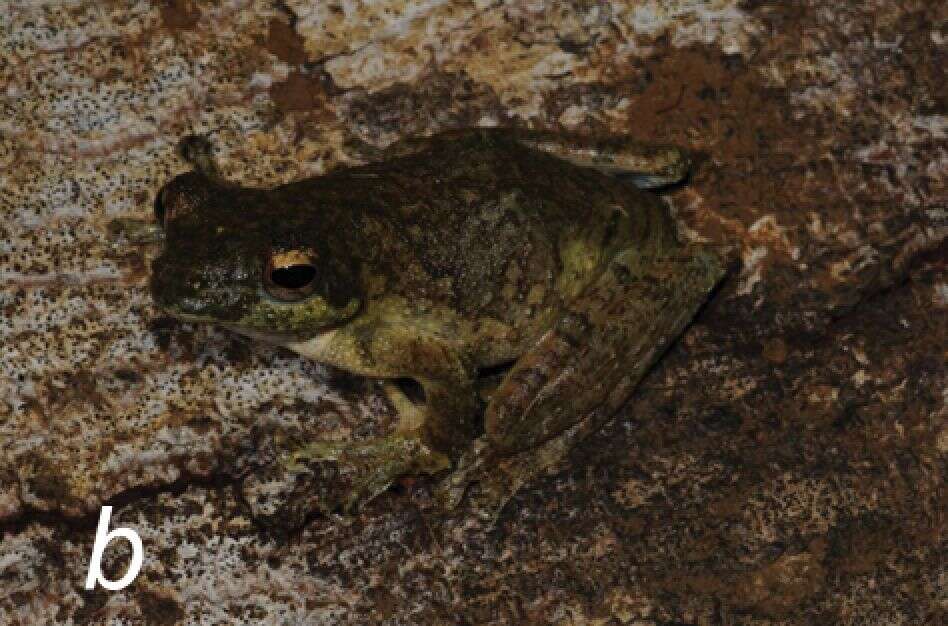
xmin=435 ymin=438 xmax=489 ymax=511
xmin=437 ymin=414 xmax=600 ymax=524
xmin=454 ymin=458 xmax=526 ymax=525
xmin=436 ymin=446 xmax=525 ymax=524
xmin=286 ymin=434 xmax=450 ymax=513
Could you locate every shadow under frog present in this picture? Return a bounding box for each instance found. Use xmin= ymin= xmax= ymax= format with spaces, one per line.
xmin=116 ymin=129 xmax=726 ymax=524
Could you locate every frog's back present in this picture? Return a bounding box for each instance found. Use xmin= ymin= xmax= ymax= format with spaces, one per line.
xmin=280 ymin=130 xmax=679 ymax=333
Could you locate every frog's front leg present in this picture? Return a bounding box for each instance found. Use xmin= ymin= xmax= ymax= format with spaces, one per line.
xmin=284 ymin=319 xmax=481 ymax=512
xmin=440 ymin=245 xmax=726 ymax=520
xmin=286 ymin=435 xmax=451 ymax=513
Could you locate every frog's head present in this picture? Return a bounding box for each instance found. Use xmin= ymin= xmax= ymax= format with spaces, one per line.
xmin=149 ymin=172 xmax=361 ymax=340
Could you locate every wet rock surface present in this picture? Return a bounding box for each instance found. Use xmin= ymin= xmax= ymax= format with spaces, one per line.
xmin=1 ymin=1 xmax=944 ymax=623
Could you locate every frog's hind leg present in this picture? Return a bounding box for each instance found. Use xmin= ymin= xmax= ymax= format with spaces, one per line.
xmin=365 ymin=128 xmax=690 ymax=188
xmin=513 ymin=130 xmax=691 ymax=189
xmin=439 ymin=245 xmax=725 ymax=522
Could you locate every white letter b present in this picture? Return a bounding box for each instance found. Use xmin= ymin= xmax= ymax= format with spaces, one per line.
xmin=84 ymin=506 xmax=144 ymax=591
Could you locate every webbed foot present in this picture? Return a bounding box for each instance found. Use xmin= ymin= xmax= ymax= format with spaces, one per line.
xmin=286 ymin=434 xmax=450 ymax=513
xmin=435 ymin=417 xmax=594 ymax=525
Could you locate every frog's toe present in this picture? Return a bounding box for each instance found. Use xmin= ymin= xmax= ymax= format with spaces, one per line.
xmin=433 ymin=472 xmax=467 ymax=511
xmin=285 ymin=435 xmax=451 ymax=513
xmin=341 ymin=459 xmax=431 ymax=512
xmin=434 ymin=443 xmax=529 ymax=525
xmin=436 ymin=456 xmax=533 ymax=526
xmin=433 ymin=438 xmax=491 ymax=510
xmin=463 ymin=465 xmax=527 ymax=524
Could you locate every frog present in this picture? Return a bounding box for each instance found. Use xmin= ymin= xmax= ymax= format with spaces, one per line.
xmin=140 ymin=128 xmax=726 ymax=521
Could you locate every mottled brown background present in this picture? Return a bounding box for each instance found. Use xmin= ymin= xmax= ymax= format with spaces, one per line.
xmin=0 ymin=1 xmax=944 ymax=624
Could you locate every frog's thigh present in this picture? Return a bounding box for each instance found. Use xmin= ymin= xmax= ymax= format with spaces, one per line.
xmin=486 ymin=245 xmax=725 ymax=456
xmin=513 ymin=130 xmax=690 ymax=188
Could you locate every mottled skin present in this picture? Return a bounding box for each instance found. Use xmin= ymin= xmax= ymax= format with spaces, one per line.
xmin=145 ymin=129 xmax=725 ymax=519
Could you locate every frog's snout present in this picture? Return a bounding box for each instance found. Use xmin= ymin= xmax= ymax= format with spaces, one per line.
xmin=149 ymin=262 xmax=249 ymax=321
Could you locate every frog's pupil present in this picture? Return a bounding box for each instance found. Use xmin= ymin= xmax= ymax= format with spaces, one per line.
xmin=271 ymin=264 xmax=316 ymax=289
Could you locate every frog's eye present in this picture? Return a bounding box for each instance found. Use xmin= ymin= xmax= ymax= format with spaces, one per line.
xmin=264 ymin=249 xmax=319 ymax=302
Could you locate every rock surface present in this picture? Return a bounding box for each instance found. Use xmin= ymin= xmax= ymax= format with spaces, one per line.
xmin=1 ymin=1 xmax=944 ymax=623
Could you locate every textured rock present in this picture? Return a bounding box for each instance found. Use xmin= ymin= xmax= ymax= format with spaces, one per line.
xmin=1 ymin=1 xmax=944 ymax=623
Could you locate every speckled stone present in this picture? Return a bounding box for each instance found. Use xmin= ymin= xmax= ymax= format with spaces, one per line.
xmin=1 ymin=1 xmax=944 ymax=624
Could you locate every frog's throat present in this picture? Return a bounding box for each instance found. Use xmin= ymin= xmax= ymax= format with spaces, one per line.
xmin=237 ymin=296 xmax=361 ymax=336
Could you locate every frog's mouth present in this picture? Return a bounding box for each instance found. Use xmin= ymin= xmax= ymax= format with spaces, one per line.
xmin=152 ymin=295 xmax=357 ymax=345
xmin=152 ymin=309 xmax=330 ymax=347
xmin=223 ymin=324 xmax=325 ymax=345
xmin=156 ymin=310 xmax=219 ymax=325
